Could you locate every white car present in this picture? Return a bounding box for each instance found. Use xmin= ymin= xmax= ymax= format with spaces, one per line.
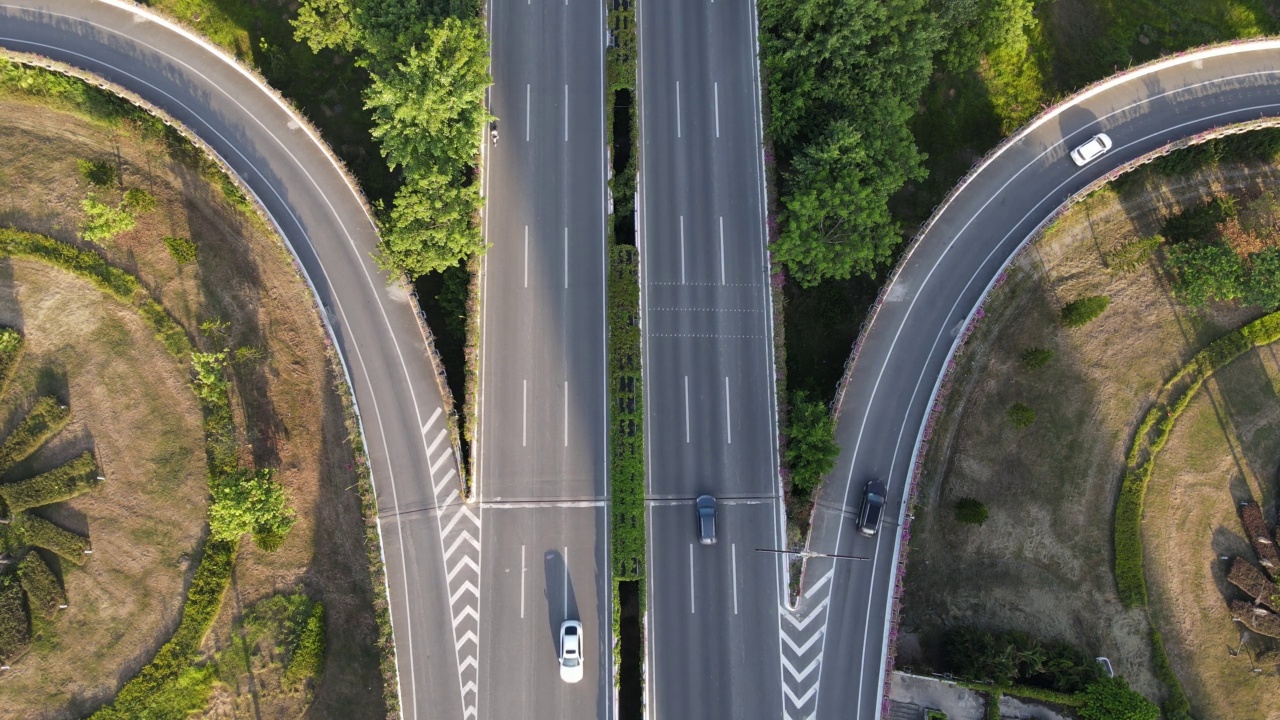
xmin=559 ymin=619 xmax=584 ymax=683
xmin=1070 ymin=132 xmax=1113 ymax=166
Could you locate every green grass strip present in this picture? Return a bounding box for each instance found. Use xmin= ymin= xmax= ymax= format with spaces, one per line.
xmin=608 ymin=245 xmax=644 ymax=582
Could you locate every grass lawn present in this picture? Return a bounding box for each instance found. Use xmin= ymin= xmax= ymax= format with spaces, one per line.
xmin=897 ymin=158 xmax=1280 ymax=708
xmin=0 ymin=86 xmax=381 ymax=717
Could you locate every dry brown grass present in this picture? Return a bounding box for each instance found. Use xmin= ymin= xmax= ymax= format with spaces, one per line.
xmin=897 ymin=163 xmax=1280 ymax=708
xmin=0 ymin=95 xmax=380 ymax=718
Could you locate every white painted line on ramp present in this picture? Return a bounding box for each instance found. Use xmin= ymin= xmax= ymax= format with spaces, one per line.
xmin=689 ymin=543 xmax=696 ymax=614
xmin=684 ymin=375 xmax=691 ymax=443
xmin=725 ymin=376 xmax=732 ymax=445
xmin=421 ymin=407 xmax=442 ymax=435
xmin=732 ymin=543 xmax=739 ymax=614
xmin=522 ymin=379 xmax=528 ymax=447
xmin=679 ymin=215 xmax=686 ymax=284
xmin=719 ymin=216 xmax=726 ymax=285
xmin=713 ymin=81 xmax=720 ymax=138
xmin=525 ymin=83 xmax=531 ymax=141
xmin=521 ymin=544 xmax=527 ymax=619
xmin=675 ymin=80 xmax=682 ymax=138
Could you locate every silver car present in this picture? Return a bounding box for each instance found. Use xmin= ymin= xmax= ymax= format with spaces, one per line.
xmin=559 ymin=619 xmax=584 ymax=683
xmin=1070 ymin=132 xmax=1113 ymax=166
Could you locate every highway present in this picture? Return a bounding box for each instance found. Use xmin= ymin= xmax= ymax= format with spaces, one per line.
xmin=0 ymin=2 xmax=480 ymax=718
xmin=476 ymin=0 xmax=611 ymax=716
xmin=635 ymin=0 xmax=786 ymax=717
xmin=791 ymin=41 xmax=1280 ymax=720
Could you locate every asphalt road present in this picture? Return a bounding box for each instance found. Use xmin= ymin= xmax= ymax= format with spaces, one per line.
xmin=476 ymin=0 xmax=611 ymax=716
xmin=635 ymin=0 xmax=785 ymax=716
xmin=0 ymin=2 xmax=479 ymax=718
xmin=796 ymin=41 xmax=1280 ymax=720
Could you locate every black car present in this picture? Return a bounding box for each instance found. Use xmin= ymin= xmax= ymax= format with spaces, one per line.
xmin=857 ymin=481 xmax=887 ymax=537
xmin=696 ymin=495 xmax=717 ymax=545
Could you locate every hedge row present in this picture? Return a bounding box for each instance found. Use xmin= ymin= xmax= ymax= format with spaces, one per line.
xmin=608 ymin=245 xmax=645 ymax=582
xmin=14 ymin=513 xmax=90 ymax=565
xmin=1115 ymin=308 xmax=1280 ymax=608
xmin=0 ymin=451 xmax=99 ymax=513
xmin=0 ymin=328 xmax=24 ymax=400
xmin=0 ymin=573 xmax=28 ymax=662
xmin=284 ymin=601 xmax=326 ymax=686
xmin=17 ymin=551 xmax=65 ymax=619
xmin=956 ymin=680 xmax=1085 ymax=708
xmin=1147 ymin=628 xmax=1191 ymax=720
xmin=0 ymin=396 xmax=69 ymax=475
xmin=90 ymin=539 xmax=235 ymax=720
xmin=0 ymin=229 xmax=191 ymax=358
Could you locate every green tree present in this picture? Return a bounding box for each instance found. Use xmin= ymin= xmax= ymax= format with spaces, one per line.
xmin=785 ymin=391 xmax=840 ymax=495
xmin=1060 ymin=295 xmax=1110 ymax=328
xmin=291 ymin=0 xmax=357 ymax=53
xmin=164 ymin=236 xmax=198 ymax=265
xmin=379 ymin=170 xmax=485 ymax=277
xmin=1019 ymin=347 xmax=1054 ymax=369
xmin=1244 ymin=247 xmax=1280 ymax=309
xmin=1077 ymin=677 xmax=1158 ymax=720
xmin=1007 ymin=402 xmax=1035 ymax=428
xmin=191 ymin=351 xmax=229 ymax=406
xmin=77 ymin=158 xmax=115 ymax=187
xmin=123 ymin=187 xmax=156 ymax=213
xmin=80 ymin=197 xmax=136 ymax=244
xmin=955 ymin=497 xmax=988 ymax=525
xmin=1167 ymin=243 xmax=1245 ymax=306
xmin=208 ymin=467 xmax=296 ymax=549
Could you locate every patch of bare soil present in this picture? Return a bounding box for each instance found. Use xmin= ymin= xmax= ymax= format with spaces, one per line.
xmin=897 ymin=163 xmax=1280 ymax=708
xmin=0 ymin=95 xmax=380 ymax=718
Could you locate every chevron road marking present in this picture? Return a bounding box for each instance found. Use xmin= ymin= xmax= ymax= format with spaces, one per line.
xmin=781 ymin=598 xmax=829 ymax=631
xmin=804 ymin=568 xmax=833 ymax=599
xmin=422 ymin=407 xmax=443 ymax=435
xmin=453 ymin=605 xmax=479 ymax=628
xmin=442 ymin=504 xmax=481 ymax=538
xmin=455 ymin=629 xmax=479 ymax=651
xmin=783 ymin=683 xmax=819 ymax=710
xmin=441 ymin=489 xmax=460 ymax=509
xmin=427 ymin=427 xmax=449 ymax=456
xmin=450 ymin=581 xmax=480 ymax=607
xmin=459 ymin=655 xmax=478 ymax=673
xmin=780 ymin=655 xmax=821 ymax=685
xmin=430 ymin=449 xmax=451 ymax=474
xmin=444 ymin=530 xmax=481 ymax=559
xmin=781 ymin=627 xmax=824 ymax=656
xmin=434 ymin=467 xmax=457 ymax=495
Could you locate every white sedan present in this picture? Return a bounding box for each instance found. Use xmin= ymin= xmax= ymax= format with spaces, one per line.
xmin=559 ymin=619 xmax=584 ymax=683
xmin=1070 ymin=132 xmax=1113 ymax=166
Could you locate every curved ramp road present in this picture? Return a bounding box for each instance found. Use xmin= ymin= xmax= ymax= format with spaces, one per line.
xmin=790 ymin=40 xmax=1280 ymax=720
xmin=0 ymin=2 xmax=481 ymax=718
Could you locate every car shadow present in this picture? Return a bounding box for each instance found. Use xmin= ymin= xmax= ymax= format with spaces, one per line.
xmin=544 ymin=548 xmax=580 ymax=656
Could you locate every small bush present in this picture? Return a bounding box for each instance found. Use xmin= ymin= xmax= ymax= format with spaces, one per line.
xmin=285 ymin=601 xmax=326 ymax=686
xmin=786 ymin=391 xmax=840 ymax=496
xmin=1104 ymin=235 xmax=1163 ymax=274
xmin=123 ymin=188 xmax=156 ymax=213
xmin=80 ymin=196 xmax=136 ymax=244
xmin=0 ymin=573 xmax=30 ymax=661
xmin=77 ymin=158 xmax=116 ymax=187
xmin=17 ymin=552 xmax=65 ymax=618
xmin=1077 ymin=676 xmax=1158 ymax=720
xmin=955 ymin=497 xmax=989 ymax=525
xmin=164 ymin=236 xmax=198 ymax=265
xmin=0 ymin=396 xmax=70 ymax=474
xmin=1019 ymin=347 xmax=1054 ymax=369
xmin=0 ymin=451 xmax=99 ymax=513
xmin=15 ymin=514 xmax=90 ymax=565
xmin=0 ymin=327 xmax=24 ymax=399
xmin=1007 ymin=403 xmax=1036 ymax=428
xmin=1060 ymin=296 xmax=1110 ymax=328
xmin=208 ymin=468 xmax=296 ymax=547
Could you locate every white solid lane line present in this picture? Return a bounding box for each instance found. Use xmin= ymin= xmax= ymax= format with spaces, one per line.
xmin=732 ymin=543 xmax=739 ymax=615
xmin=679 ymin=215 xmax=686 ymax=284
xmin=563 ymin=546 xmax=569 ymax=617
xmin=713 ymin=81 xmax=720 ymax=138
xmin=689 ymin=543 xmax=696 ymax=614
xmin=523 ymin=225 xmax=529 ymax=288
xmin=520 ymin=544 xmax=526 ymax=619
xmin=724 ymin=376 xmax=732 ymax=445
xmin=719 ymin=216 xmax=726 ymax=285
xmin=564 ymin=381 xmax=569 ymax=447
xmin=564 ymin=83 xmax=569 ymax=142
xmin=675 ymin=80 xmax=682 ymax=138
xmin=564 ymin=226 xmax=569 ymax=289
xmin=525 ymin=83 xmax=531 ymax=142
xmin=684 ymin=375 xmax=691 ymax=443
xmin=522 ymin=379 xmax=528 ymax=447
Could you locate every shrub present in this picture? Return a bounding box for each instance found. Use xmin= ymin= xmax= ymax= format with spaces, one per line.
xmin=0 ymin=573 xmax=29 ymax=661
xmin=1077 ymin=677 xmax=1158 ymax=720
xmin=0 ymin=451 xmax=99 ymax=513
xmin=285 ymin=601 xmax=326 ymax=686
xmin=0 ymin=228 xmax=140 ymax=299
xmin=123 ymin=187 xmax=156 ymax=213
xmin=1060 ymin=296 xmax=1110 ymax=328
xmin=76 ymin=158 xmax=116 ymax=187
xmin=955 ymin=497 xmax=988 ymax=525
xmin=15 ymin=514 xmax=90 ymax=564
xmin=80 ymin=196 xmax=136 ymax=244
xmin=0 ymin=396 xmax=70 ymax=474
xmin=1114 ymin=463 xmax=1152 ymax=607
xmin=0 ymin=327 xmax=24 ymax=399
xmin=208 ymin=468 xmax=296 ymax=547
xmin=1103 ymin=235 xmax=1162 ymax=274
xmin=1019 ymin=347 xmax=1054 ymax=369
xmin=1007 ymin=403 xmax=1035 ymax=428
xmin=609 ymin=246 xmax=645 ymax=581
xmin=785 ymin=391 xmax=840 ymax=496
xmin=943 ymin=627 xmax=1103 ymax=693
xmin=17 ymin=551 xmax=65 ymax=618
xmin=164 ymin=236 xmax=198 ymax=265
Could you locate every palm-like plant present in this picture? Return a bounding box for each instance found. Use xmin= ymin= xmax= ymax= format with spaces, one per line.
xmin=0 ymin=328 xmax=102 ymax=666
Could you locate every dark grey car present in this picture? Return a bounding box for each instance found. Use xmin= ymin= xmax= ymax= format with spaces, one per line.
xmin=696 ymin=495 xmax=717 ymax=545
xmin=857 ymin=481 xmax=887 ymax=537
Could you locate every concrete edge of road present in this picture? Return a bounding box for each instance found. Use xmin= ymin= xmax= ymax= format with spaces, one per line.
xmin=5 ymin=2 xmax=418 ymax=710
xmin=864 ymin=59 xmax=1280 ymax=720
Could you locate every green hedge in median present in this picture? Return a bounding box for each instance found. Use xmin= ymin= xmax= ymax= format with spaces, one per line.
xmin=609 ymin=245 xmax=644 ymax=582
